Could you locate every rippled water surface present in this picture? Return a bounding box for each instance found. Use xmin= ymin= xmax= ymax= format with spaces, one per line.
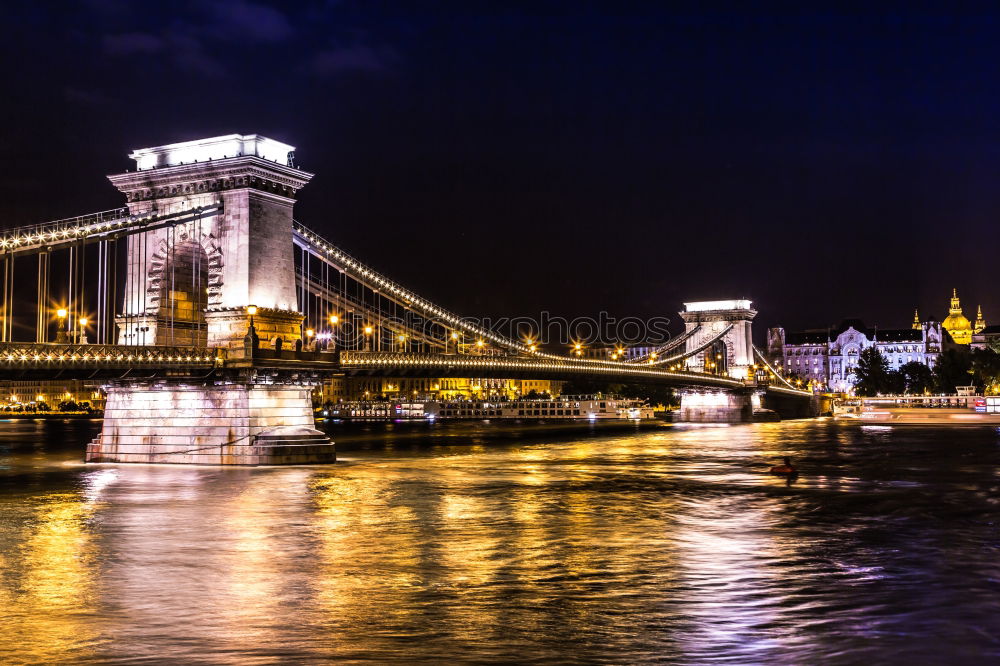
xmin=2 ymin=418 xmax=1000 ymax=664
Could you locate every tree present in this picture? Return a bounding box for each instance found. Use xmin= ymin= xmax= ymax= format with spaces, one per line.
xmin=885 ymin=370 xmax=906 ymax=395
xmin=933 ymin=348 xmax=973 ymax=394
xmin=852 ymin=347 xmax=891 ymax=396
xmin=971 ymin=347 xmax=1000 ymax=394
xmin=900 ymin=361 xmax=934 ymax=394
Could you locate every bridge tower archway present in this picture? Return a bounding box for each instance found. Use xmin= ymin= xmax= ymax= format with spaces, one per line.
xmin=704 ymin=339 xmax=729 ymax=375
xmin=679 ymin=300 xmax=757 ymax=380
xmin=151 ymin=231 xmax=212 ymax=346
xmin=108 ymin=134 xmax=313 ymax=353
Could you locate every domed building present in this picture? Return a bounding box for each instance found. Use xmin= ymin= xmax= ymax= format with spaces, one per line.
xmin=942 ymin=289 xmax=983 ymax=345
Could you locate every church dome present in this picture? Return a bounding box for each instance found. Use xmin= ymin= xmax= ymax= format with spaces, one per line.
xmin=942 ymin=289 xmax=973 ymax=344
xmin=943 ymin=312 xmax=971 ymax=332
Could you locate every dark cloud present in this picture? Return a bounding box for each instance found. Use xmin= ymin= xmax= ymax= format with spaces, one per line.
xmin=312 ymin=42 xmax=395 ymax=75
xmin=97 ymin=1 xmax=293 ymax=76
xmin=166 ymin=28 xmax=227 ymax=77
xmin=102 ymin=32 xmax=164 ymax=55
xmin=205 ymin=0 xmax=293 ymax=43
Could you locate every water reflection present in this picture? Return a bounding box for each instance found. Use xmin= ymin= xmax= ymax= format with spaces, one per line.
xmin=2 ymin=487 xmax=102 ymax=662
xmin=2 ymin=420 xmax=1000 ymax=662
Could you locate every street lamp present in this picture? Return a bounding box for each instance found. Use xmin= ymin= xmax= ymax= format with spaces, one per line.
xmin=364 ymin=325 xmax=374 ymax=351
xmin=56 ymin=308 xmax=68 ymax=343
xmin=244 ymin=305 xmax=259 ymax=351
xmin=78 ymin=317 xmax=89 ymax=344
xmin=398 ymin=333 xmax=407 ymax=351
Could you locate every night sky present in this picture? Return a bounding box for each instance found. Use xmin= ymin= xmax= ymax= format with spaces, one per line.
xmin=1 ymin=3 xmax=999 ymax=337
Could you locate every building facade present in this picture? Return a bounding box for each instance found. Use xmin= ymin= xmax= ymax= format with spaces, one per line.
xmin=768 ymin=318 xmax=944 ymax=393
xmin=314 ymin=376 xmax=563 ymax=404
xmin=580 ymin=345 xmax=658 ymax=361
xmin=0 ymin=380 xmax=105 ymax=411
xmin=972 ymin=325 xmax=1000 ymax=350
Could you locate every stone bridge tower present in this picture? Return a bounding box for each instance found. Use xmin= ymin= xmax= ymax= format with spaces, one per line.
xmin=679 ymin=300 xmax=757 ymax=380
xmin=88 ymin=134 xmax=336 ymax=465
xmin=108 ymin=134 xmax=312 ymax=352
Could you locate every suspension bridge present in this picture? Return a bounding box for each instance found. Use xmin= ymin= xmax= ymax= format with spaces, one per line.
xmin=0 ymin=134 xmax=812 ymax=464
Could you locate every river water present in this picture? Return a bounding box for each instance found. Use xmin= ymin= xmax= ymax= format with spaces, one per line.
xmin=1 ymin=418 xmax=999 ymax=664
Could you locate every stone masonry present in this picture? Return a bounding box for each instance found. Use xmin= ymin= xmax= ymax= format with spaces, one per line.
xmin=86 ymin=135 xmax=335 ymax=465
xmin=88 ymin=382 xmax=336 ymax=465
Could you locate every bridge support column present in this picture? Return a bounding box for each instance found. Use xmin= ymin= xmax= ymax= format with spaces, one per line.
xmin=86 ymin=380 xmax=335 ymax=465
xmin=676 ymin=389 xmax=759 ymax=422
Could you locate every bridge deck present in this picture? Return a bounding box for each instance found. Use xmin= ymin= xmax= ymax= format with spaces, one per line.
xmin=0 ymin=343 xmax=813 ymax=398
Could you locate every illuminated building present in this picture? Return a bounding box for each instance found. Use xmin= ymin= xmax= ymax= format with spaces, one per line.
xmin=971 ymin=324 xmax=1000 ymax=350
xmin=314 ymin=376 xmax=563 ymax=403
xmin=768 ymin=315 xmax=944 ymax=393
xmin=0 ymin=380 xmax=105 ymax=410
xmin=580 ymin=346 xmax=658 ymax=360
xmin=942 ymin=288 xmax=981 ymax=345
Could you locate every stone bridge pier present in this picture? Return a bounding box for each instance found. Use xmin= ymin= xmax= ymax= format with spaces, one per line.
xmin=676 ymin=388 xmax=759 ymax=422
xmin=87 ymin=380 xmax=336 ymax=465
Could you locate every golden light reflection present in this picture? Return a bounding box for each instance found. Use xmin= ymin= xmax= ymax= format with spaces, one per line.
xmin=5 ymin=492 xmax=101 ymax=663
xmin=438 ymin=492 xmax=502 ymax=589
xmin=218 ymin=471 xmax=309 ymax=647
xmin=309 ymin=471 xmax=427 ymax=638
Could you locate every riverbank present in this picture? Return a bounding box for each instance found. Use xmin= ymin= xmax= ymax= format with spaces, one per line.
xmin=0 ymin=412 xmax=101 ymax=420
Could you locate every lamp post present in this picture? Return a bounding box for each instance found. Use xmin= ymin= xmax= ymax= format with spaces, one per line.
xmin=244 ymin=305 xmax=259 ymax=354
xmin=449 ymin=330 xmax=459 ymax=354
xmin=364 ymin=325 xmax=374 ymax=351
xmin=305 ymin=328 xmax=315 ymax=351
xmin=56 ymin=308 xmax=68 ymax=343
xmin=78 ymin=317 xmax=89 ymax=344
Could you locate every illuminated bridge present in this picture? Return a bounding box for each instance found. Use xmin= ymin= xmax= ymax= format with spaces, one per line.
xmin=0 ymin=134 xmax=812 ymax=465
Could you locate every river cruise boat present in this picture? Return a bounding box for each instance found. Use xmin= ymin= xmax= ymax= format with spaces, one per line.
xmin=424 ymin=394 xmax=655 ymax=420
